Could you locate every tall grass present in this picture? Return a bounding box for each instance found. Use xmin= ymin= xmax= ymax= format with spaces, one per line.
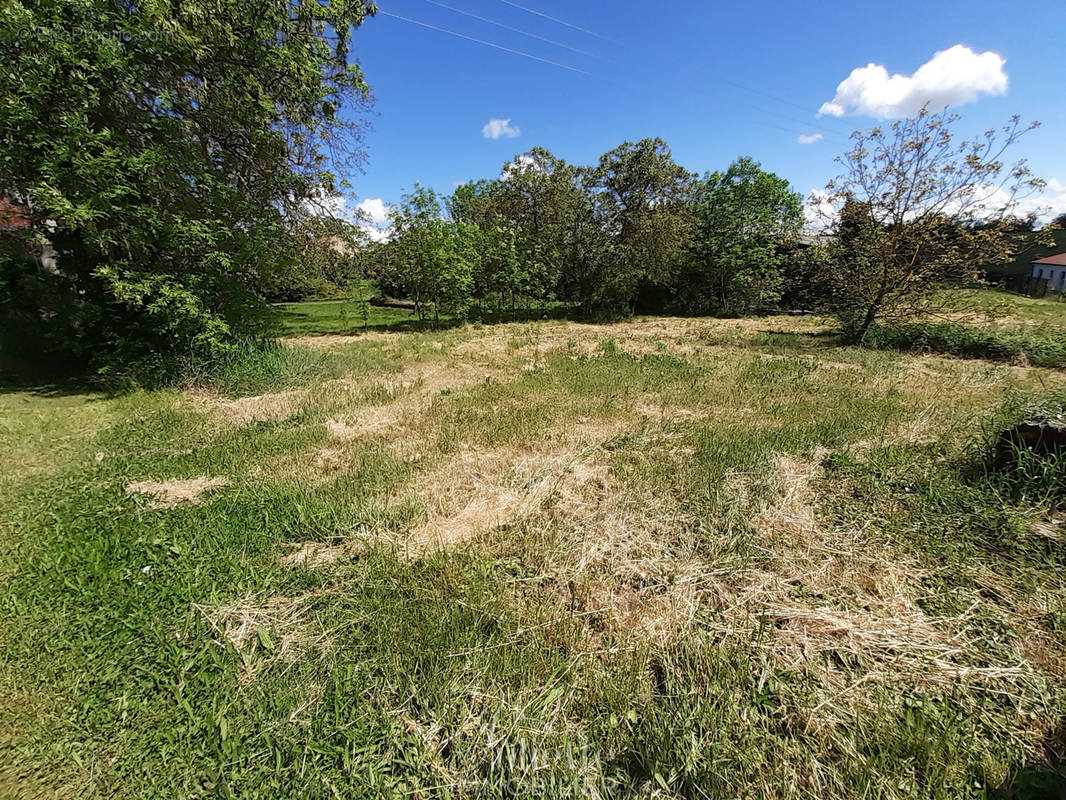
xmin=177 ymin=337 xmax=340 ymax=396
xmin=969 ymin=394 xmax=1066 ymax=508
xmin=865 ymin=322 xmax=1066 ymax=368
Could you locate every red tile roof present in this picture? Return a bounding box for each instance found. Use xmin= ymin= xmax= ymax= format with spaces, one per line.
xmin=1033 ymin=253 xmax=1066 ymax=267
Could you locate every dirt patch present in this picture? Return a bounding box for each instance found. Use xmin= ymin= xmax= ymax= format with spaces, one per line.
xmin=126 ymin=476 xmax=228 ymax=509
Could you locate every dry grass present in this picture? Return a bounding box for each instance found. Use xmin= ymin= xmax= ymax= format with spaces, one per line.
xmin=195 ymin=592 xmax=332 ymax=684
xmin=702 ymin=450 xmax=1057 ymax=753
xmin=189 ymin=388 xmax=307 ymax=424
xmin=125 ymin=475 xmax=228 ymax=508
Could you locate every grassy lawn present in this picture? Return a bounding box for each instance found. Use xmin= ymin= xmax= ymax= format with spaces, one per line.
xmin=951 ymin=288 xmax=1066 ymax=329
xmin=272 ymin=298 xmax=428 ymax=337
xmin=272 ymin=295 xmax=570 ymax=338
xmin=3 ymin=309 xmax=1066 ymax=798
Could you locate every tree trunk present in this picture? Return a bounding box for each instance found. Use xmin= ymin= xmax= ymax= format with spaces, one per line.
xmin=854 ymin=301 xmax=880 ymax=342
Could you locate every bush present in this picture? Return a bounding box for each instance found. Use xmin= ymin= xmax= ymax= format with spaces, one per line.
xmin=863 ymin=322 xmax=1066 ymax=368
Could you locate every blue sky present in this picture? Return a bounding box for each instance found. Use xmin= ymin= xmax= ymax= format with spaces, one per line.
xmin=341 ymin=0 xmax=1066 ymax=229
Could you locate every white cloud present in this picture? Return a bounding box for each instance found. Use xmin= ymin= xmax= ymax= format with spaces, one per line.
xmin=803 ymin=189 xmax=836 ymax=231
xmin=482 ymin=118 xmax=521 ymax=140
xmin=979 ymin=178 xmax=1066 ymax=227
xmin=353 ymin=197 xmax=392 ymax=242
xmin=818 ymin=45 xmax=1007 ymax=119
xmin=300 ymin=188 xmax=347 ymax=218
xmin=804 ymin=178 xmax=1066 ymax=232
xmin=355 ymin=197 xmax=389 ymax=227
xmin=500 ymin=153 xmax=544 ymax=181
xmin=797 ymin=133 xmax=823 ymax=145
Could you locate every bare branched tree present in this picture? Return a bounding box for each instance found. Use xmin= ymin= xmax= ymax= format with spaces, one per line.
xmin=817 ymin=108 xmax=1044 ymax=339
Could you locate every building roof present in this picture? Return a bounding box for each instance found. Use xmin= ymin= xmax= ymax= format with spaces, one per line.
xmin=1033 ymin=252 xmax=1066 ymax=267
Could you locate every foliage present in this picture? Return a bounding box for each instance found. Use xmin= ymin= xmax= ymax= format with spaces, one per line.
xmin=679 ymin=157 xmax=804 ymax=315
xmin=382 ymin=185 xmax=476 ymax=325
xmin=586 ymin=138 xmax=696 ymax=309
xmin=818 ymin=108 xmax=1044 ymax=340
xmin=0 ymin=0 xmax=375 ymax=372
xmin=453 ymin=149 xmax=601 ymax=312
xmin=863 ymin=320 xmax=1066 ymax=367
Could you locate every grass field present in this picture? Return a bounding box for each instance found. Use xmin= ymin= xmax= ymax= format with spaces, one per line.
xmin=273 ymin=298 xmax=425 ymax=337
xmin=272 ymin=297 xmax=565 ymax=338
xmin=3 ymin=295 xmax=1066 ymax=798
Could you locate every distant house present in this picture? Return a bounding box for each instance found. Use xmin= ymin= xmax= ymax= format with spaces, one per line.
xmin=1032 ymin=253 xmax=1066 ymax=292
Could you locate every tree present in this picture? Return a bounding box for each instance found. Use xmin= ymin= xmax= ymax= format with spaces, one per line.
xmin=680 ymin=157 xmax=803 ymax=315
xmin=451 ymin=149 xmax=601 ymax=312
xmin=819 ymin=108 xmax=1043 ymax=340
xmin=386 ymin=185 xmax=475 ymax=326
xmin=0 ymin=0 xmax=375 ymax=371
xmin=587 ymin=138 xmax=696 ymax=309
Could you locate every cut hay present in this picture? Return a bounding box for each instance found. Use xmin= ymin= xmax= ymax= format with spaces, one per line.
xmin=190 ymin=389 xmax=306 ymax=424
xmin=278 ymin=541 xmax=349 ymax=568
xmin=195 ymin=592 xmax=332 ymax=683
xmin=126 ymin=476 xmax=228 ymax=509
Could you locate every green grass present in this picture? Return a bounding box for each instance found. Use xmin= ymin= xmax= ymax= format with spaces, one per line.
xmin=951 ymin=287 xmax=1066 ymax=328
xmin=272 ymin=297 xmax=571 ymax=338
xmin=273 ymin=298 xmax=429 ymax=337
xmin=865 ymin=321 xmax=1066 ymax=368
xmin=3 ymin=313 xmax=1066 ymax=798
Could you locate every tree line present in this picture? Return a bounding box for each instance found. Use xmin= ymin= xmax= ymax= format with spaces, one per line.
xmin=342 ymin=142 xmax=807 ymax=324
xmin=340 ymin=110 xmax=1043 ymax=341
xmin=0 ymin=0 xmax=1045 ymax=380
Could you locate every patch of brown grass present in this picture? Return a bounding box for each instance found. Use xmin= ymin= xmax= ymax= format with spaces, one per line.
xmin=396 ymin=445 xmax=600 ymax=556
xmin=195 ymin=592 xmax=333 ymax=684
xmin=126 ymin=476 xmax=228 ymax=509
xmin=190 ymin=389 xmax=307 ymax=424
xmin=279 ymin=541 xmax=349 ymax=568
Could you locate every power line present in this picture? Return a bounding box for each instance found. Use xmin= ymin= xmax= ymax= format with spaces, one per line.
xmin=422 ymin=0 xmax=597 ymax=59
xmin=490 ymin=1 xmax=842 ymax=139
xmin=377 ymin=10 xmax=595 ymax=76
xmin=497 ymin=0 xmax=615 ymax=42
xmin=378 ymin=8 xmax=845 ymax=146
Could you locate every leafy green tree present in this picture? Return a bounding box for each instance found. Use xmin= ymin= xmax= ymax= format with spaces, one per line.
xmin=387 ymin=185 xmax=474 ymax=325
xmin=680 ymin=157 xmax=803 ymax=315
xmin=0 ymin=0 xmax=375 ymax=372
xmin=587 ymin=138 xmax=696 ymax=309
xmin=819 ymin=108 xmax=1043 ymax=340
xmin=452 ymin=149 xmax=599 ymax=311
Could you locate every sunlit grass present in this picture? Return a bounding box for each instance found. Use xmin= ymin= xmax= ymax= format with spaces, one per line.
xmin=3 ymin=309 xmax=1066 ymax=798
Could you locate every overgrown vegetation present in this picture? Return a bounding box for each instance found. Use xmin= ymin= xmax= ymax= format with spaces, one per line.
xmin=0 ymin=0 xmax=375 ymax=370
xmin=816 ymin=109 xmax=1043 ymax=340
xmin=865 ymin=321 xmax=1066 ymax=367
